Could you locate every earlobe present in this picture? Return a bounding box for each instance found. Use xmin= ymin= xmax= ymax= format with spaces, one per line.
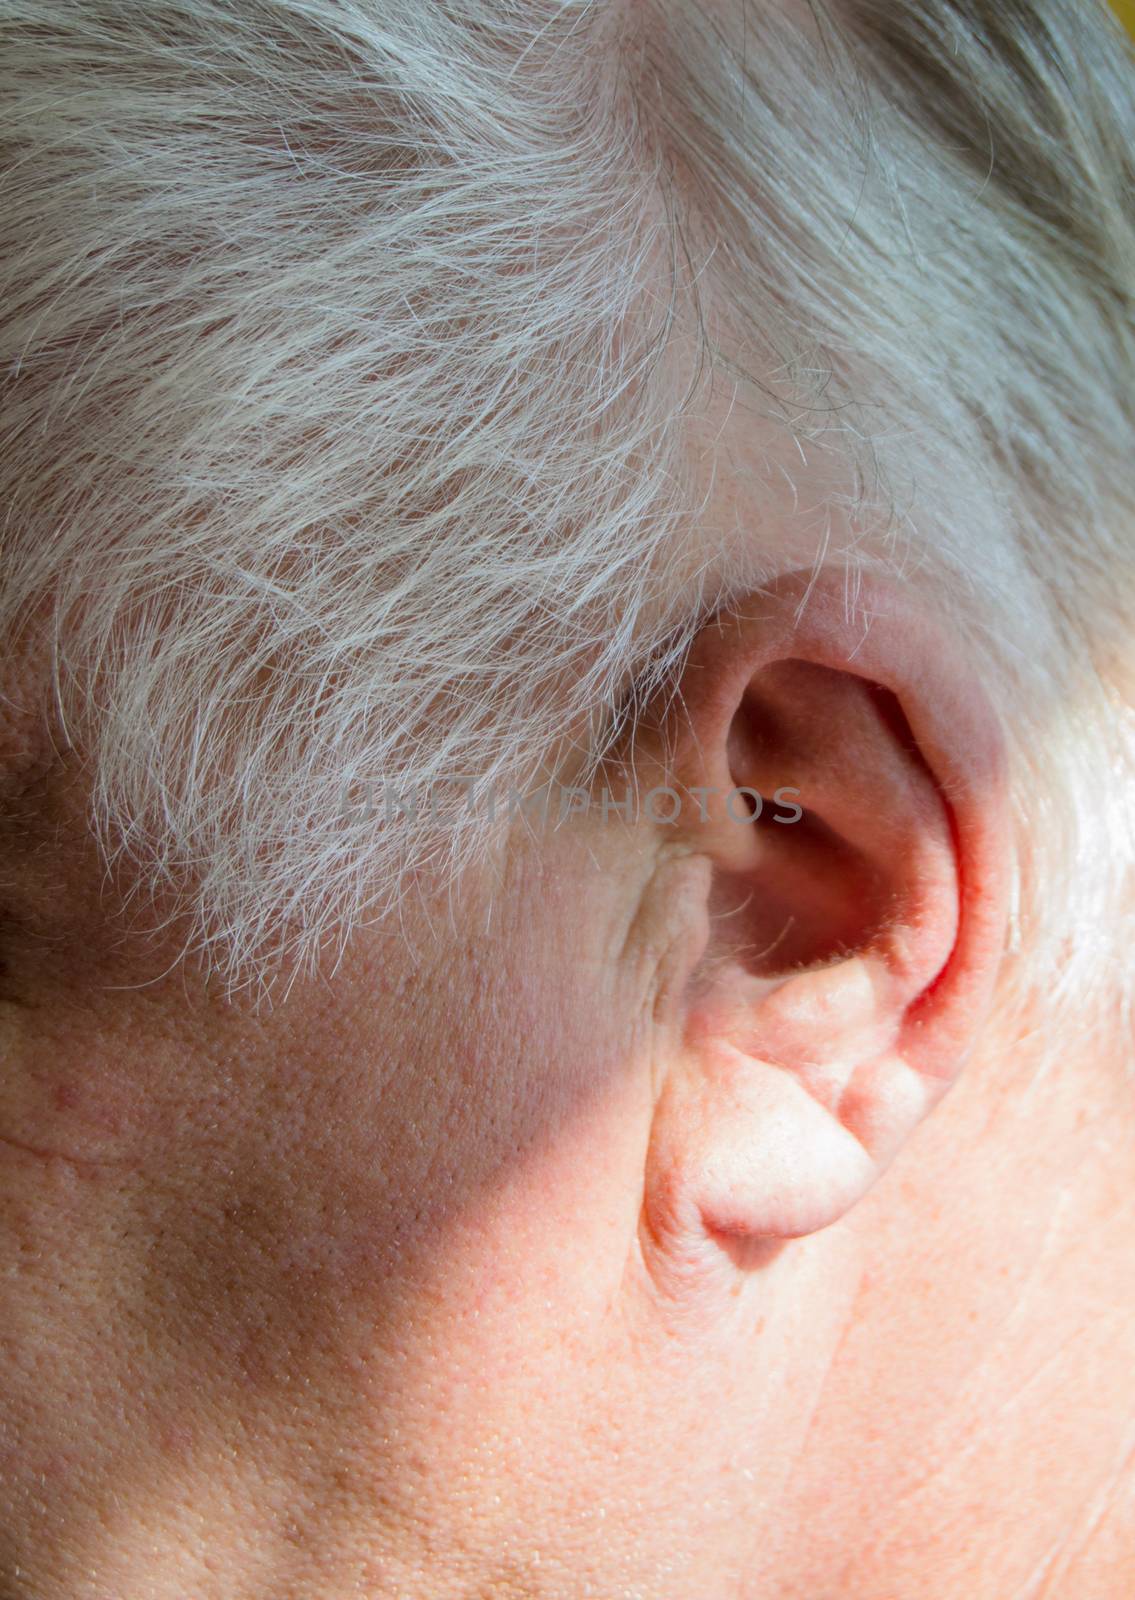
xmin=635 ymin=571 xmax=1012 ymax=1284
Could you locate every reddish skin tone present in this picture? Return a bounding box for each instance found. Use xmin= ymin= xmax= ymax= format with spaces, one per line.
xmin=0 ymin=567 xmax=1133 ymax=1599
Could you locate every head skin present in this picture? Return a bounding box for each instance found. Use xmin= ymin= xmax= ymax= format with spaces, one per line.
xmin=2 ymin=2 xmax=1134 ymax=1598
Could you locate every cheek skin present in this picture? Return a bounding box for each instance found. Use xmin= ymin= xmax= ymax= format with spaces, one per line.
xmin=364 ymin=832 xmax=858 ymax=1593
xmin=314 ymin=819 xmax=863 ymax=1595
xmin=329 ymin=847 xmax=658 ymax=1573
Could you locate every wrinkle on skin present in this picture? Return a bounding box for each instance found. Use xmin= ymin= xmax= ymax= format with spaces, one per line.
xmin=0 ymin=1131 xmax=130 ymax=1173
xmin=779 ymin=1251 xmax=864 ymax=1493
xmin=878 ymin=1186 xmax=1079 ymax=1514
xmin=895 ymin=1113 xmax=1135 ymax=1509
xmin=759 ymin=1244 xmax=866 ymax=1584
xmin=888 ymin=1311 xmax=1122 ymax=1519
xmin=894 ymin=1311 xmax=1135 ymax=1600
xmin=1019 ymin=1416 xmax=1135 ymax=1600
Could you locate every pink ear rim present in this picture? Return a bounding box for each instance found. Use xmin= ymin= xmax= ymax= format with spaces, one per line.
xmin=664 ymin=569 xmax=1012 ymax=1086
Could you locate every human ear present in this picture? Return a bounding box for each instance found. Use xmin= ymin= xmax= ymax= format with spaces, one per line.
xmin=630 ymin=569 xmax=1012 ymax=1280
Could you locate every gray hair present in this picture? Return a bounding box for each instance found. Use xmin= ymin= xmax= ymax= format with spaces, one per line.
xmin=1 ymin=0 xmax=1132 ymax=1026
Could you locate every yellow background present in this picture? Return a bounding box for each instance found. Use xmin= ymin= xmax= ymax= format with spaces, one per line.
xmin=1112 ymin=0 xmax=1135 ymax=42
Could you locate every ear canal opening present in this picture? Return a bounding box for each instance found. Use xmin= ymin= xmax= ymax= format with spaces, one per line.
xmin=706 ymin=808 xmax=887 ymax=979
xmin=705 ymin=674 xmax=903 ymax=979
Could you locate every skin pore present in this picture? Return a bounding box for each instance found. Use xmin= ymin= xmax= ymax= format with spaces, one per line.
xmin=0 ymin=560 xmax=1133 ymax=1600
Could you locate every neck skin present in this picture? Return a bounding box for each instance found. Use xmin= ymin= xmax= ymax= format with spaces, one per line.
xmin=769 ymin=1000 xmax=1135 ymax=1600
xmin=1 ymin=862 xmax=1133 ymax=1600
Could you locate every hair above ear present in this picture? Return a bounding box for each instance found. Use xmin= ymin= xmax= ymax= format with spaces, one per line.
xmin=632 ymin=569 xmax=1013 ymax=1286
